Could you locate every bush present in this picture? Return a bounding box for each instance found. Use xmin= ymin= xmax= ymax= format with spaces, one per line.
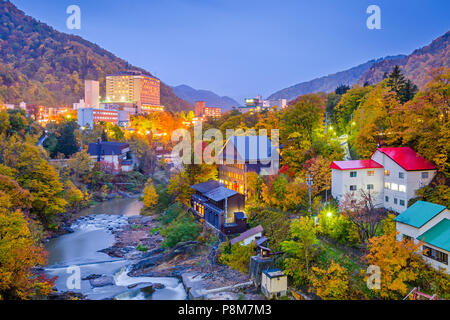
xmin=159 ymin=202 xmax=185 ymax=225
xmin=161 ymin=214 xmax=201 ymax=248
xmin=218 ymin=242 xmax=256 ymax=273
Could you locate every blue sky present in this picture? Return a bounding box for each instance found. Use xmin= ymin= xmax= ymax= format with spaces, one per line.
xmin=11 ymin=0 xmax=450 ymax=102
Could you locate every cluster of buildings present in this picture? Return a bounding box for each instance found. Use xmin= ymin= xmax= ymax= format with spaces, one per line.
xmin=189 ymin=135 xmax=280 ymax=237
xmin=331 ymin=146 xmax=449 ymax=274
xmin=238 ymin=95 xmax=287 ymax=113
xmin=76 ymin=72 xmax=165 ymax=129
xmin=86 ymin=138 xmax=135 ymax=174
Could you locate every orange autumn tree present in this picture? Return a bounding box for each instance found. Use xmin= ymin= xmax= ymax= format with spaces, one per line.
xmin=0 ymin=189 xmax=54 ymax=300
xmin=364 ymin=230 xmax=424 ymax=300
xmin=310 ymin=260 xmax=351 ymax=300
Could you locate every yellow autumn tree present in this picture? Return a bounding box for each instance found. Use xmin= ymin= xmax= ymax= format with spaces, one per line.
xmin=0 ymin=190 xmax=54 ymax=300
xmin=364 ymin=231 xmax=424 ymax=299
xmin=143 ymin=178 xmax=158 ymax=209
xmin=310 ymin=260 xmax=350 ymax=300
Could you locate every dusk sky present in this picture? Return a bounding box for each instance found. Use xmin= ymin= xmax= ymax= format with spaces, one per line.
xmin=12 ymin=0 xmax=450 ymax=102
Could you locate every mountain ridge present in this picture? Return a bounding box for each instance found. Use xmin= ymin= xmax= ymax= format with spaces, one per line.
xmin=268 ymin=55 xmax=405 ymax=101
xmin=172 ymin=84 xmax=239 ymax=111
xmin=357 ymin=31 xmax=450 ymax=87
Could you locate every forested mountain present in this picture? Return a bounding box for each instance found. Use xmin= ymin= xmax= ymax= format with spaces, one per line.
xmin=172 ymin=84 xmax=239 ymax=111
xmin=0 ymin=1 xmax=192 ymax=112
xmin=357 ymin=31 xmax=450 ymax=87
xmin=268 ymin=56 xmax=405 ymax=101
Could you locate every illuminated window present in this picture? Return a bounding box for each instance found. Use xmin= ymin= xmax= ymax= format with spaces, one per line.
xmin=384 ymin=182 xmax=391 ymax=189
xmin=367 ymin=170 xmax=374 ymax=176
xmin=399 ymin=185 xmax=406 ymax=193
xmin=391 ymin=183 xmax=399 ymax=191
xmin=385 ymin=170 xmax=390 ymax=176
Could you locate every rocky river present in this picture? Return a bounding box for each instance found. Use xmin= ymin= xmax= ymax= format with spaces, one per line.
xmin=44 ymin=198 xmax=188 ymax=300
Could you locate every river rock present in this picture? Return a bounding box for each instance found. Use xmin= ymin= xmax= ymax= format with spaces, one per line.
xmin=90 ymin=276 xmax=115 ymax=288
xmin=82 ymin=274 xmax=102 ymax=281
xmin=141 ymin=285 xmax=155 ymax=295
xmin=153 ymin=283 xmax=165 ymax=290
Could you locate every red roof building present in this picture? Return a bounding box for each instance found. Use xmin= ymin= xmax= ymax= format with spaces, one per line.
xmin=374 ymin=147 xmax=437 ymax=171
xmin=330 ymin=159 xmax=384 ymax=170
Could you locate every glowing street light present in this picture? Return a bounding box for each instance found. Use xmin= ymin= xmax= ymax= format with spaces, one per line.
xmin=327 ymin=212 xmax=333 ymax=217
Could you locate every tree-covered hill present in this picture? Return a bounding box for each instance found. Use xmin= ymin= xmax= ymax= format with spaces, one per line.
xmin=357 ymin=31 xmax=450 ymax=87
xmin=0 ymin=0 xmax=193 ymax=112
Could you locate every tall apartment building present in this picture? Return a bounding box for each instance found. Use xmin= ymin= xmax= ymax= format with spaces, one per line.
xmin=106 ymin=72 xmax=161 ymax=114
xmin=85 ymin=80 xmax=100 ymax=109
xmin=195 ymin=101 xmax=206 ymax=117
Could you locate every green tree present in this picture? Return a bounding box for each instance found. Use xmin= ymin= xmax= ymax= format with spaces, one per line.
xmin=281 ymin=216 xmax=317 ymax=286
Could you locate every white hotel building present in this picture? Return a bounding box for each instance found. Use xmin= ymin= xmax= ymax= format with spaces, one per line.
xmin=331 ymin=147 xmax=437 ymax=213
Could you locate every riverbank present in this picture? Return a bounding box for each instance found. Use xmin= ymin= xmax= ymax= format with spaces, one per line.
xmin=100 ymin=214 xmax=265 ymax=300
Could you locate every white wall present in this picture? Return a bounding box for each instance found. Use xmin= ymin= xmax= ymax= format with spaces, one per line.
xmin=372 ymin=150 xmax=436 ymax=213
xmin=331 ymin=168 xmax=384 ymax=206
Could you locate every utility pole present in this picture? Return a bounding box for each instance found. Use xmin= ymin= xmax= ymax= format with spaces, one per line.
xmin=307 ymin=174 xmax=314 ymax=213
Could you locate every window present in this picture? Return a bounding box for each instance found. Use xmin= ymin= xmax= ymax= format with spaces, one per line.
xmin=394 ymin=198 xmax=398 ymax=205
xmin=423 ymin=246 xmax=448 ymax=265
xmin=350 ymin=171 xmax=357 ymax=178
xmin=367 ymin=184 xmax=374 ymax=190
xmin=399 ymin=172 xmax=405 ymax=179
xmin=399 ymin=185 xmax=406 ymax=193
xmin=385 ymin=196 xmax=389 ymax=202
xmin=385 ymin=170 xmax=390 ymax=176
xmin=400 ymin=199 xmax=405 ymax=206
xmin=403 ymin=235 xmax=413 ymax=242
xmin=350 ymin=185 xmax=357 ymax=191
xmin=367 ymin=170 xmax=374 ymax=177
xmin=384 ymin=182 xmax=391 ymax=189
xmin=391 ymin=183 xmax=399 ymax=191
xmin=422 ymin=172 xmax=429 ymax=179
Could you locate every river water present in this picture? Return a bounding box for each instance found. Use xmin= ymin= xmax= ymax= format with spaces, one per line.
xmin=44 ymin=198 xmax=187 ymax=300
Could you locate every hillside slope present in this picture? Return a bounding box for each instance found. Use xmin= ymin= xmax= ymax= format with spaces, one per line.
xmin=172 ymin=85 xmax=239 ymax=111
xmin=268 ymin=56 xmax=405 ymax=101
xmin=0 ymin=1 xmax=192 ymax=112
xmin=357 ymin=31 xmax=450 ymax=87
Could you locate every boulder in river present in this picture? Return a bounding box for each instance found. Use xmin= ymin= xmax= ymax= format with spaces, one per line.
xmin=82 ymin=274 xmax=102 ymax=281
xmin=89 ymin=276 xmax=115 ymax=288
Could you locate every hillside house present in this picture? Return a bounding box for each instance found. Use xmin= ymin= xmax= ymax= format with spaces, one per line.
xmin=331 ymin=147 xmax=437 ymax=213
xmin=394 ymin=201 xmax=449 ymax=273
xmin=87 ymin=140 xmax=135 ymax=173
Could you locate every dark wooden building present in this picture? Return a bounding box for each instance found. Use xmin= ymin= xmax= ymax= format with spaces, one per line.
xmin=190 ymin=181 xmax=247 ymax=235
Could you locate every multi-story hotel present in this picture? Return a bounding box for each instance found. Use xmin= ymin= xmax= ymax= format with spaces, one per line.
xmin=105 ymin=72 xmax=161 ymax=114
xmin=195 ymin=101 xmax=206 ymax=117
xmin=204 ymin=107 xmax=222 ymax=119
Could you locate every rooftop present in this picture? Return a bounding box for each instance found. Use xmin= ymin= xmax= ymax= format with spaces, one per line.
xmin=191 ymin=181 xmax=224 ymax=194
xmin=203 ymin=186 xmax=238 ymax=202
xmin=262 ymin=268 xmax=286 ymax=279
xmin=220 ymin=136 xmax=278 ymax=161
xmin=418 ymin=219 xmax=450 ymax=252
xmin=394 ymin=201 xmax=447 ymax=228
xmin=230 ymin=225 xmax=263 ymax=245
xmin=330 ymin=159 xmax=383 ymax=170
xmin=87 ymin=141 xmax=129 ymax=156
xmin=376 ymin=147 xmax=436 ymax=171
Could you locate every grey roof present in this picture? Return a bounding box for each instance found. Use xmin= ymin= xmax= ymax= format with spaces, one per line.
xmin=87 ymin=142 xmax=129 ymax=156
xmin=204 ymin=186 xmax=238 ymax=202
xmin=255 ymin=236 xmax=268 ymax=246
xmin=191 ymin=181 xmax=224 ymax=194
xmin=262 ymin=269 xmax=285 ymax=279
xmin=230 ymin=225 xmax=264 ymax=245
xmin=220 ymin=136 xmax=278 ymax=162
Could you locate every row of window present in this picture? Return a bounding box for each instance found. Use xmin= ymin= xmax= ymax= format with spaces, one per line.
xmin=385 ymin=170 xmax=430 ymax=179
xmin=349 ymin=170 xmax=374 ymax=178
xmin=386 ymin=196 xmax=405 ymax=206
xmin=423 ymin=245 xmax=449 ymax=265
xmin=349 ymin=184 xmax=374 ymax=191
xmin=384 ymin=182 xmax=407 ymax=193
xmin=192 ymin=201 xmax=205 ymax=217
